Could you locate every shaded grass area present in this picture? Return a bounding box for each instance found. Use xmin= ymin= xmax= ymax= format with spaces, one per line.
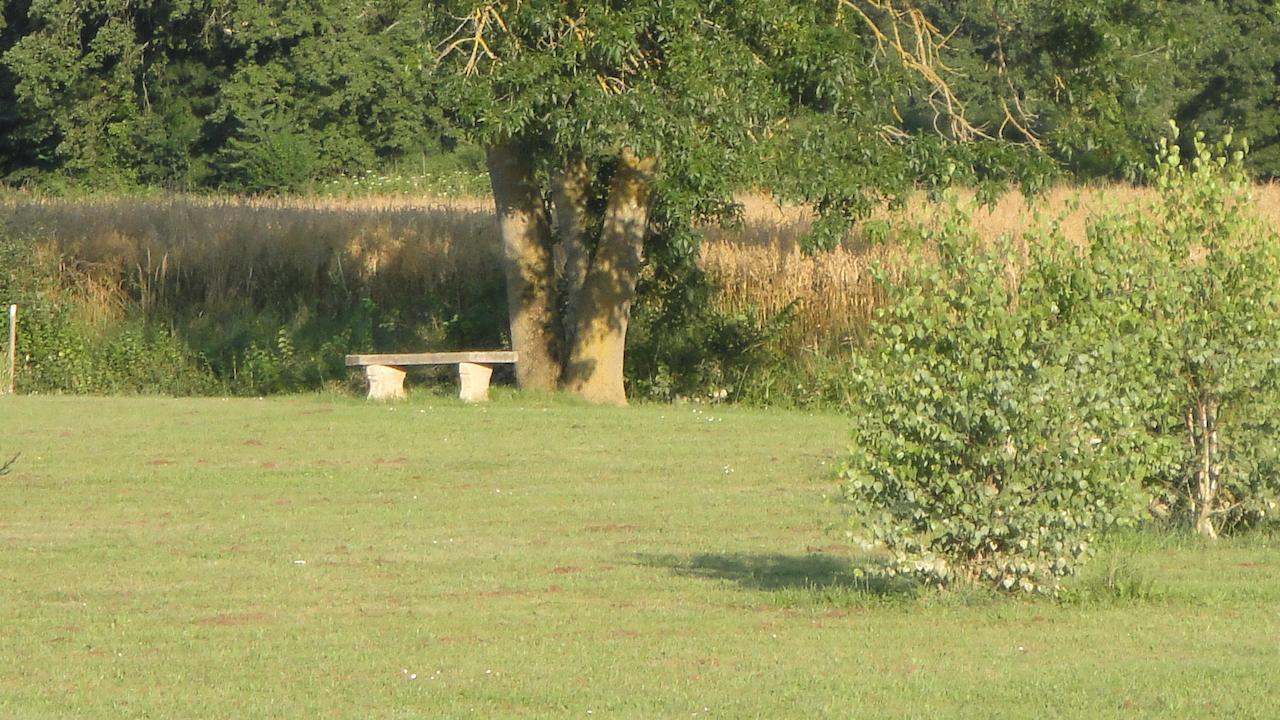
xmin=1 ymin=395 xmax=1278 ymax=718
xmin=637 ymin=551 xmax=862 ymax=591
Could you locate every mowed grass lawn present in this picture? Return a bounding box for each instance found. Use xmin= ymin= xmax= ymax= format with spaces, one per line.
xmin=2 ymin=394 xmax=1278 ymax=719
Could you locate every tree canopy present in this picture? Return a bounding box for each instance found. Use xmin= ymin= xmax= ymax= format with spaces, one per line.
xmin=424 ymin=0 xmax=1048 ymax=401
xmin=0 ymin=0 xmax=440 ymax=190
xmin=0 ymin=1 xmax=1277 ymax=191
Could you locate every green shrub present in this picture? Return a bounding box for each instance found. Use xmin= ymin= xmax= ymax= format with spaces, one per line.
xmin=840 ymin=126 xmax=1280 ymax=594
xmin=11 ymin=304 xmax=219 ymax=395
xmin=213 ymin=112 xmax=320 ymax=195
xmin=628 ymin=263 xmax=792 ymax=403
xmin=839 ymin=206 xmax=1150 ymax=595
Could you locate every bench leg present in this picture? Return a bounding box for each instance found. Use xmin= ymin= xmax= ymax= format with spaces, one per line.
xmin=365 ymin=364 xmax=407 ymax=401
xmin=457 ymin=362 xmax=493 ymax=402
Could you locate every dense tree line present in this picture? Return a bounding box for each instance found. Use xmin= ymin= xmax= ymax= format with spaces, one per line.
xmin=0 ymin=1 xmax=1276 ymax=193
xmin=929 ymin=0 xmax=1280 ymax=179
xmin=0 ymin=0 xmax=442 ymax=191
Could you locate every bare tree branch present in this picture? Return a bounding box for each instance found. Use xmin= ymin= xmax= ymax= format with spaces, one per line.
xmin=436 ymin=4 xmax=509 ymax=76
xmin=839 ymin=0 xmax=1041 ymax=146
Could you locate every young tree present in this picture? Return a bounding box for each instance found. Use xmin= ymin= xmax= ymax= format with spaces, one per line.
xmin=432 ymin=0 xmax=1037 ymax=404
xmin=1090 ymin=127 xmax=1280 ymax=538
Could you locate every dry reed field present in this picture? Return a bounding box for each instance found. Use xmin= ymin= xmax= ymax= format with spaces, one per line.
xmin=0 ymin=194 xmax=503 ymax=322
xmin=704 ymin=184 xmax=1280 ymax=346
xmin=4 ymin=184 xmax=1280 ymax=348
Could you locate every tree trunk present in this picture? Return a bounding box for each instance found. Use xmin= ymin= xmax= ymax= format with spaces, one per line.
xmin=486 ymin=141 xmax=561 ymax=392
xmin=563 ymin=151 xmax=657 ymax=405
xmin=1192 ymin=399 xmax=1220 ymax=540
xmin=550 ymin=156 xmax=592 ymax=362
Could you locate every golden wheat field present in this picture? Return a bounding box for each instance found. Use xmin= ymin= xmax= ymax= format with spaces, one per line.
xmin=3 ymin=184 xmax=1280 ymax=347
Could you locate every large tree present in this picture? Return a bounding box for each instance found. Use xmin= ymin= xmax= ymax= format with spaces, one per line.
xmin=432 ymin=0 xmax=1035 ymax=404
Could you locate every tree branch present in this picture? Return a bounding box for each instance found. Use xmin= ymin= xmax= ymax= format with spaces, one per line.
xmin=839 ymin=0 xmax=1040 ymax=146
xmin=436 ymin=4 xmax=508 ymax=76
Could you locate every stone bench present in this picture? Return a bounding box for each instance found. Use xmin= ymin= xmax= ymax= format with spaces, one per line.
xmin=345 ymin=351 xmax=519 ymax=402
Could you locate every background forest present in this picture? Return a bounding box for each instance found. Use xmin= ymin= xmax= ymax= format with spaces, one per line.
xmin=0 ymin=0 xmax=1276 ymax=193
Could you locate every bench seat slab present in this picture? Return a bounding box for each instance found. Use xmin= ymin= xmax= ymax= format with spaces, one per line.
xmin=346 ymin=351 xmax=518 ymax=367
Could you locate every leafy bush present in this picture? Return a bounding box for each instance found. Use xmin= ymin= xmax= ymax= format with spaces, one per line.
xmin=628 ymin=263 xmax=792 ymax=403
xmin=185 ymin=299 xmax=382 ymax=396
xmin=839 ymin=207 xmax=1150 ymax=594
xmin=213 ymin=112 xmax=321 ymax=195
xmin=8 ymin=297 xmax=220 ymax=396
xmin=840 ymin=126 xmax=1280 ymax=594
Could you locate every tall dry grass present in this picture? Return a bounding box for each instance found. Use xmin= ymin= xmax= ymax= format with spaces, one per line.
xmin=5 ymin=183 xmax=1280 ymax=349
xmin=701 ymin=184 xmax=1280 ymax=347
xmin=0 ymin=194 xmax=504 ymax=323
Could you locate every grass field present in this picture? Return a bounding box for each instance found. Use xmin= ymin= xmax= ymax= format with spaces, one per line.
xmin=2 ymin=394 xmax=1279 ymax=718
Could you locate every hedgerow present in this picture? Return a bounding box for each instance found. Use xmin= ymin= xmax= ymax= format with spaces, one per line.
xmin=841 ymin=126 xmax=1280 ymax=594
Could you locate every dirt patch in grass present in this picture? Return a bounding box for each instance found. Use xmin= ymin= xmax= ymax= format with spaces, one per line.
xmin=434 ymin=635 xmax=475 ymax=645
xmin=443 ymin=588 xmax=530 ymax=600
xmin=583 ymin=523 xmax=640 ymax=533
xmin=314 ymin=459 xmax=350 ymax=467
xmin=194 ymin=612 xmax=272 ymax=627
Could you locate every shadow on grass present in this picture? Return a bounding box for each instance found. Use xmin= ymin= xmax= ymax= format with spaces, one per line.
xmin=633 ymin=551 xmax=918 ymax=603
